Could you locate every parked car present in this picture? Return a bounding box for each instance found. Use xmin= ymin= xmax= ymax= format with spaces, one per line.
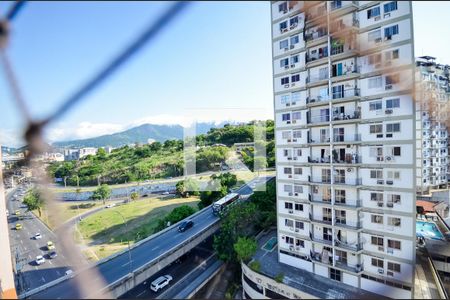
xmin=178 ymin=220 xmax=194 ymax=232
xmin=6 ymin=210 xmax=9 ymax=217
xmin=35 ymin=255 xmax=45 ymax=265
xmin=162 ymin=191 xmax=170 ymax=195
xmin=65 ymin=269 xmax=73 ymax=276
xmin=34 ymin=233 xmax=42 ymax=240
xmin=48 ymin=251 xmax=57 ymax=259
xmin=150 ymin=275 xmax=173 ymax=292
xmin=15 ymin=223 xmax=23 ymax=230
xmin=15 ymin=210 xmax=20 ymax=216
xmin=105 ymin=203 xmax=116 ymax=208
xmin=47 ymin=241 xmax=55 ymax=250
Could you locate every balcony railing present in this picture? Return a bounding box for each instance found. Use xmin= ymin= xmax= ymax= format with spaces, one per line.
xmin=335 ymin=240 xmax=363 ymax=252
xmin=334 ymin=199 xmax=362 ymax=208
xmin=306 ymin=74 xmax=329 ymax=84
xmin=306 ymin=94 xmax=330 ymax=104
xmin=308 ymin=114 xmax=330 ymax=124
xmin=334 ymin=219 xmax=361 ymax=229
xmin=332 ymin=87 xmax=360 ymax=99
xmin=333 ymin=134 xmax=362 ymax=142
xmin=335 ymin=260 xmax=363 ymax=273
xmin=332 ymin=111 xmax=361 ymax=121
xmin=305 ymin=30 xmax=328 ymax=42
xmin=306 ymin=51 xmax=328 ymax=63
xmin=309 ymin=233 xmax=333 ymax=246
xmin=310 ymin=196 xmax=332 ymax=204
xmin=331 ymin=66 xmax=360 ymax=78
xmin=310 ymin=214 xmax=332 ymax=225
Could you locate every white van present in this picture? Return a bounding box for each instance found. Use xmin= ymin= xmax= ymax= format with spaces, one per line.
xmin=150 ymin=275 xmax=172 ymax=292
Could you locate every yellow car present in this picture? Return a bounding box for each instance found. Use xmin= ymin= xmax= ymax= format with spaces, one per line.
xmin=15 ymin=210 xmax=20 ymax=216
xmin=47 ymin=241 xmax=55 ymax=250
xmin=15 ymin=223 xmax=23 ymax=230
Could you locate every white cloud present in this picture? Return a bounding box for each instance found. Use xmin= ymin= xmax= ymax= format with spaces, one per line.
xmin=0 ymin=128 xmax=25 ymax=148
xmin=44 ymin=108 xmax=273 ymax=143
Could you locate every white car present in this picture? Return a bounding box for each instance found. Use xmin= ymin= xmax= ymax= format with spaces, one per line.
xmin=34 ymin=233 xmax=42 ymax=240
xmin=6 ymin=210 xmax=9 ymax=217
xmin=65 ymin=269 xmax=74 ymax=276
xmin=35 ymin=255 xmax=45 ymax=265
xmin=105 ymin=203 xmax=116 ymax=208
xmin=150 ymin=275 xmax=173 ymax=292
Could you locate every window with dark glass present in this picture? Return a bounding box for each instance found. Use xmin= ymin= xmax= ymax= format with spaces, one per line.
xmin=384 ymin=1 xmax=398 ymax=13
xmin=367 ymin=6 xmax=381 ymax=19
xmin=330 ymin=268 xmax=341 ymax=281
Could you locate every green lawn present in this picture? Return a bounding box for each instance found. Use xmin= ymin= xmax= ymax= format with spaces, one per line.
xmin=77 ymin=196 xmax=199 ymax=260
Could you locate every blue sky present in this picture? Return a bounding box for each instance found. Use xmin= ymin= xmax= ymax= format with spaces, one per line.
xmin=0 ymin=1 xmax=449 ymax=147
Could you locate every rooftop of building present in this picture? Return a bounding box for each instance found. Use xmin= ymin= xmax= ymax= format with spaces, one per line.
xmin=249 ymin=229 xmax=387 ymax=299
xmin=417 ymin=200 xmax=440 ymax=213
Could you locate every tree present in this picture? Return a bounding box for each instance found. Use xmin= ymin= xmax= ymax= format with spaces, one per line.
xmin=91 ymin=184 xmax=111 ymax=204
xmin=176 ymin=178 xmax=199 ymax=198
xmin=130 ymin=192 xmax=139 ymax=202
xmin=97 ymin=148 xmax=107 ymax=159
xmin=234 ymin=237 xmax=257 ymax=262
xmin=23 ymin=189 xmax=45 ymax=217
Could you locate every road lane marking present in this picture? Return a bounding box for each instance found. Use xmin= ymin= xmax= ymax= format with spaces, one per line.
xmin=121 ymin=260 xmax=134 ymax=267
xmin=137 ymin=290 xmax=146 ymax=297
xmin=41 ymin=276 xmax=46 ymax=283
xmin=48 ymin=260 xmax=53 ymax=265
xmin=56 ymin=270 xmax=61 ymax=276
xmin=151 ymin=246 xmax=159 ymax=251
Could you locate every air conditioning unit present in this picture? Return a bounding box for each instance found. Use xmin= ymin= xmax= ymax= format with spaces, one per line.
xmin=347 ymin=168 xmax=353 ymax=172
xmin=377 ymin=157 xmax=384 ymax=161
xmin=289 ymin=245 xmax=294 ymax=251
xmin=386 ymin=133 xmax=393 ymax=138
xmin=287 ymin=139 xmax=291 ymax=142
xmin=291 ymin=102 xmax=296 ymax=105
xmin=374 ymin=16 xmax=381 ymax=21
xmin=377 ymin=179 xmax=384 ymax=185
xmin=376 ymin=134 xmax=383 ymax=138
xmin=292 ymin=120 xmax=297 ymax=123
xmin=284 ymin=47 xmax=289 ymax=51
xmin=284 ymin=84 xmax=290 ymax=88
xmin=387 ymin=248 xmax=394 ymax=254
xmin=293 ymin=157 xmax=298 ymax=160
xmin=294 ymin=193 xmax=298 ymax=196
xmin=287 ymin=157 xmax=292 ymax=160
xmin=284 ymin=65 xmax=290 ymax=69
xmin=386 ymin=180 xmax=394 ymax=185
xmin=378 ymin=268 xmax=384 ymax=274
xmin=292 ymin=139 xmax=297 ymax=142
xmin=377 ymin=202 xmax=384 ymax=207
xmin=385 ymin=109 xmax=393 ymax=114
xmin=384 ymin=13 xmax=391 ymax=18
xmin=387 ymin=202 xmax=394 ymax=208
xmin=288 ymin=175 xmax=293 ymax=178
xmin=282 ymin=28 xmax=288 ymax=33
xmin=378 ymin=246 xmax=384 ymax=252
xmin=375 ymin=37 xmax=382 ymax=43
xmin=385 ymin=84 xmax=393 ymax=90
xmin=290 ymin=45 xmax=295 ymax=49
xmin=288 ymin=209 xmax=294 ymax=214
xmin=295 ymin=229 xmax=300 ymax=233
xmin=385 ymin=156 xmax=394 ymax=162
xmin=290 ymin=64 xmax=295 ymax=68
xmin=287 ymin=120 xmax=291 ymax=124
xmin=288 ymin=192 xmax=293 ymax=196
xmin=286 ymin=103 xmax=291 ymax=107
xmin=283 ymin=9 xmax=288 ymax=14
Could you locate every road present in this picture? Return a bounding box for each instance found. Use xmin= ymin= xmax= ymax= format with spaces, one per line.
xmin=6 ymin=185 xmax=73 ymax=294
xmin=28 ymin=176 xmax=273 ymax=299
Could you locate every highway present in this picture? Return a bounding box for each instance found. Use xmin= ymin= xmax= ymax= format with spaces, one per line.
xmin=6 ymin=185 xmax=74 ymax=294
xmin=27 ymin=175 xmax=273 ymax=299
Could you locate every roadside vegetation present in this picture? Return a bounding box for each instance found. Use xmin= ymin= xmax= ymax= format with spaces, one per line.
xmin=77 ymin=196 xmax=199 ymax=260
xmin=47 ymin=120 xmax=274 ymax=187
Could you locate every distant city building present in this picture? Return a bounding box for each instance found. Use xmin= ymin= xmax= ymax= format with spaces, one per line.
xmin=64 ymin=147 xmax=98 ymax=161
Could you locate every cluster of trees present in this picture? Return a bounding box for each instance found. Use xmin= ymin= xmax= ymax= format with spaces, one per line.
xmin=213 ymin=179 xmax=276 ymax=263
xmin=155 ymin=205 xmax=196 ymax=231
xmin=198 ymin=173 xmax=237 ymax=209
xmin=23 ymin=188 xmax=45 ymax=217
xmin=239 ymin=141 xmax=275 ymax=171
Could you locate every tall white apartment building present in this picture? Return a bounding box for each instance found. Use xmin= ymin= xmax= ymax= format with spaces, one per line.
xmin=272 ymin=1 xmax=416 ymax=298
xmin=415 ymin=56 xmax=450 ymax=194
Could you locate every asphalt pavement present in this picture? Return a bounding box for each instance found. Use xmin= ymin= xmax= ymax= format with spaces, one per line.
xmin=6 ymin=184 xmax=73 ymax=294
xmin=27 ymin=175 xmax=274 ymax=299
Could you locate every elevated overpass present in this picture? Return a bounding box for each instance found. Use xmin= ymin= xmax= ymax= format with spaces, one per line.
xmin=21 ymin=176 xmax=274 ymax=299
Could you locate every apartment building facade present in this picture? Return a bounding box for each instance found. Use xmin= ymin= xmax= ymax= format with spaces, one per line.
xmin=415 ymin=56 xmax=450 ymax=194
xmin=271 ymin=1 xmax=416 ymax=298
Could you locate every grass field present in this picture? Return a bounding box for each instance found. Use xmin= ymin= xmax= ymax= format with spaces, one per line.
xmin=34 ymin=201 xmax=104 ymax=230
xmin=77 ymin=196 xmax=199 ymax=260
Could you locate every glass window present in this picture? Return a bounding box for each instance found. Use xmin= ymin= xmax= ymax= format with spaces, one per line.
xmin=282 ymin=131 xmax=291 ymax=139
xmin=371 ymin=214 xmax=383 ymax=224
xmin=330 ymin=268 xmax=341 ymax=282
xmin=368 ymin=53 xmax=382 ymax=65
xmin=285 ymin=219 xmax=294 ymax=227
xmin=282 ymin=113 xmax=290 ymax=121
xmin=384 ymin=24 xmax=399 ymax=37
xmin=386 ymin=123 xmax=400 ymax=133
xmin=291 ymin=92 xmax=300 ymax=103
xmin=387 ymin=262 xmax=401 ymax=272
xmin=369 ymin=100 xmax=382 ymax=111
xmin=368 ymin=29 xmax=382 ymax=41
xmin=291 ymin=55 xmax=299 ymax=64
xmin=386 ymin=98 xmax=400 ymax=108
xmin=283 ymin=167 xmax=292 ymax=174
xmin=290 ymin=16 xmax=299 ymax=26
xmin=281 ymin=77 xmax=290 ymax=85
xmin=280 ymin=21 xmax=288 ymax=31
xmin=367 ymin=6 xmax=381 ymax=19
xmin=283 ymin=184 xmax=292 ymax=193
xmin=371 ymin=192 xmax=383 ymax=202
xmin=278 ymin=2 xmax=287 ymax=12
xmin=284 ymin=202 xmax=293 ymax=209
xmin=386 ymin=74 xmax=400 ymax=85
xmin=280 ymin=58 xmax=289 ymax=67
xmin=370 ymin=170 xmax=383 ymax=179
xmin=384 ymin=1 xmax=398 ymax=13
xmin=372 ymin=258 xmax=384 ymax=268
xmin=371 ymin=236 xmax=384 ymax=246
xmin=290 ymin=35 xmax=299 ymax=45
xmin=370 ymin=124 xmax=383 ymax=134
xmin=368 ymin=76 xmax=382 ymax=88
xmin=294 ymin=185 xmax=302 ymax=193
xmin=291 ymin=74 xmax=300 ymax=82
xmin=294 ymin=203 xmax=303 ymax=211
xmin=292 ymin=111 xmax=301 ymax=120
xmin=387 ymin=217 xmax=401 ymax=226
xmin=293 ymin=130 xmax=301 ymax=138
xmin=393 ymin=146 xmax=401 ymax=156
xmin=392 ymin=49 xmax=399 ymax=59
xmin=388 ymin=239 xmax=401 ymax=250
xmin=281 ymin=94 xmax=290 ymax=104
xmin=280 ymin=39 xmax=289 ymax=49
xmin=294 ymin=167 xmax=302 ymax=175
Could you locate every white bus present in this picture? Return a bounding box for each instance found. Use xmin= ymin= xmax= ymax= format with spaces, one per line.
xmin=212 ymin=193 xmax=240 ymax=216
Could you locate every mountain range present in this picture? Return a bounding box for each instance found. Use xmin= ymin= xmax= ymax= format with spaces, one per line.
xmin=51 ymin=122 xmax=228 ymax=149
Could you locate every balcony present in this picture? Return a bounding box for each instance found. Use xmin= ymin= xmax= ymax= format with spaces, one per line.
xmin=334 ymin=199 xmax=362 ymax=209
xmin=309 ymin=233 xmax=333 ymax=246
xmin=306 ymin=51 xmax=328 ymax=64
xmin=333 ymin=134 xmax=361 ymax=143
xmin=309 ymin=156 xmax=331 ymax=164
xmin=310 ymin=250 xmax=332 ymax=265
xmin=308 ymin=114 xmax=330 ymax=124
xmin=310 ymin=213 xmax=332 ymax=225
xmin=306 ymin=74 xmax=329 ymax=85
xmin=310 ymin=195 xmax=331 ymax=205
xmin=335 ymin=260 xmax=363 ymax=273
xmin=335 ymin=240 xmax=363 ymax=252
xmin=332 ymin=87 xmax=360 ymax=100
xmin=305 ymin=4 xmax=327 ymax=23
xmin=306 ymin=94 xmax=330 ymax=105
xmin=332 ymin=154 xmax=361 ymax=164
xmin=304 ymin=29 xmax=328 ymax=44
xmin=334 ymin=219 xmax=362 ymax=230
xmin=331 ymin=66 xmax=360 ymax=80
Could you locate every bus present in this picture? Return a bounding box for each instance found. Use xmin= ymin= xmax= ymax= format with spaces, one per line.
xmin=212 ymin=193 xmax=240 ymax=216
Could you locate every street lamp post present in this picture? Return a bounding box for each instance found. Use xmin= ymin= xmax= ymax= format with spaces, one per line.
xmin=112 ymin=211 xmax=132 ymax=274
